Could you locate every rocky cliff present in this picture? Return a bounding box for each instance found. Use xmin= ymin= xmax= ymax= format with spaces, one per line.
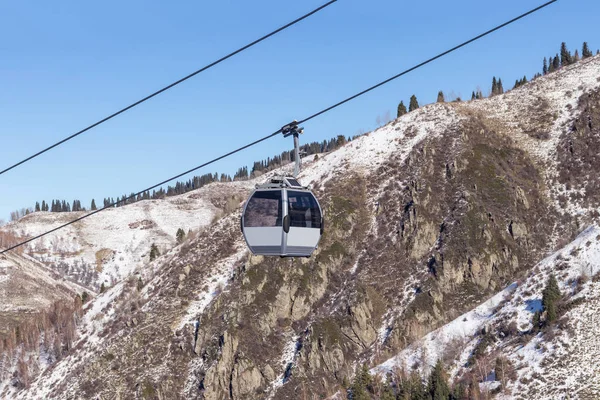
xmin=4 ymin=55 xmax=600 ymax=399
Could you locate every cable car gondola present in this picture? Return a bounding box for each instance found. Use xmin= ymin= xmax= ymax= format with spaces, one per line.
xmin=240 ymin=120 xmax=323 ymax=257
xmin=241 ymin=176 xmax=323 ymax=257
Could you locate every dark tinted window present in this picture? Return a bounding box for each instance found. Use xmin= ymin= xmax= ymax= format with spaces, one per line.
xmin=287 ymin=190 xmax=322 ymax=228
xmin=244 ymin=190 xmax=282 ymax=227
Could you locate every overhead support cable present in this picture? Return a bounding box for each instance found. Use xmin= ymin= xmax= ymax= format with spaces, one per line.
xmin=0 ymin=0 xmax=557 ymax=254
xmin=0 ymin=0 xmax=338 ymax=177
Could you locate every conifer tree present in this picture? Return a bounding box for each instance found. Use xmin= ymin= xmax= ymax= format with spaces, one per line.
xmin=397 ymin=100 xmax=407 ymax=117
xmin=553 ymin=54 xmax=560 ymax=70
xmin=492 ymin=76 xmax=498 ymax=95
xmin=574 ymin=49 xmax=580 ymax=62
xmin=349 ymin=364 xmax=372 ymax=400
xmin=149 ymin=243 xmax=160 ymax=261
xmin=543 ymin=57 xmax=548 ymax=75
xmin=560 ymin=42 xmax=571 ymax=66
xmin=100 ymin=283 xmax=106 ymax=293
xmin=176 ymin=228 xmax=186 ymax=244
xmin=91 ymin=199 xmax=97 ymax=210
xmin=41 ymin=200 xmax=47 ymax=212
xmin=436 ymin=91 xmax=445 ymax=103
xmin=35 ymin=202 xmax=40 ymax=212
xmin=471 ymin=91 xmax=476 ymax=100
xmin=497 ymin=78 xmax=504 ymax=94
xmin=409 ymin=95 xmax=419 ymax=112
xmin=380 ymin=384 xmax=395 ymax=400
xmin=582 ymin=42 xmax=592 ymax=58
xmin=428 ymin=359 xmax=450 ymax=400
xmin=451 ymin=381 xmax=467 ymax=400
xmin=81 ymin=291 xmax=89 ymax=303
xmin=542 ymin=273 xmax=561 ymax=323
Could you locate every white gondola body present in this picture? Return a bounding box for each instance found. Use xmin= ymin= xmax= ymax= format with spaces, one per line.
xmin=241 ymin=177 xmax=323 ymax=257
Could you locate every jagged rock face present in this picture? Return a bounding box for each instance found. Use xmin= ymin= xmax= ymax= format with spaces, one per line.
xmin=557 ymin=87 xmax=600 ymax=211
xmin=12 ymin=60 xmax=600 ymax=400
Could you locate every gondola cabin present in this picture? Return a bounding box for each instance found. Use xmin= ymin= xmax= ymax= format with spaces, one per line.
xmin=241 ymin=176 xmax=323 ymax=257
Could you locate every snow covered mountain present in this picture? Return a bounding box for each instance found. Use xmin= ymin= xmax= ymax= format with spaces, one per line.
xmin=0 ymin=181 xmax=252 ymax=290
xmin=372 ymin=225 xmax=600 ymax=399
xmin=2 ymin=54 xmax=600 ymax=399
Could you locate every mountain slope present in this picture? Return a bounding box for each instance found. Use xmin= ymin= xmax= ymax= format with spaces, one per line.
xmin=372 ymin=225 xmax=600 ymax=399
xmin=7 ymin=54 xmax=600 ymax=399
xmin=1 ymin=182 xmax=250 ymax=291
xmin=0 ymin=252 xmax=79 ymax=397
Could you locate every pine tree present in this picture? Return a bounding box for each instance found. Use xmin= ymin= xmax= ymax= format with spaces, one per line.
xmin=451 ymin=381 xmax=467 ymax=400
xmin=428 ymin=359 xmax=450 ymax=400
xmin=41 ymin=200 xmax=47 ymax=212
xmin=397 ymin=100 xmax=407 ymax=117
xmin=176 ymin=228 xmax=186 ymax=244
xmin=349 ymin=364 xmax=372 ymax=400
xmin=409 ymin=95 xmax=419 ymax=112
xmin=543 ymin=57 xmax=548 ymax=75
xmin=574 ymin=49 xmax=580 ymax=62
xmin=91 ymin=199 xmax=97 ymax=210
xmin=542 ymin=273 xmax=561 ymax=323
xmin=409 ymin=371 xmax=427 ymax=400
xmin=471 ymin=91 xmax=476 ymax=100
xmin=100 ymin=283 xmax=106 ymax=293
xmin=380 ymin=384 xmax=394 ymax=400
xmin=582 ymin=42 xmax=593 ymax=58
xmin=35 ymin=202 xmax=40 ymax=212
xmin=548 ymin=56 xmax=555 ymax=73
xmin=497 ymin=78 xmax=504 ymax=94
xmin=560 ymin=42 xmax=571 ymax=66
xmin=553 ymin=54 xmax=560 ymax=70
xmin=81 ymin=291 xmax=89 ymax=303
xmin=149 ymin=243 xmax=160 ymax=261
xmin=437 ymin=91 xmax=445 ymax=103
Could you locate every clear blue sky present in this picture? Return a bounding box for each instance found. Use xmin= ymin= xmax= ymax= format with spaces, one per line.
xmin=0 ymin=0 xmax=598 ymax=221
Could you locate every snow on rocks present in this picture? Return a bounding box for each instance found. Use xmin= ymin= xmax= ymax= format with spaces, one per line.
xmin=0 ymin=186 xmax=223 ymax=289
xmin=299 ymin=103 xmax=462 ymax=187
xmin=265 ymin=334 xmax=300 ymax=400
xmin=371 ymin=282 xmax=517 ymax=378
xmin=371 ymin=225 xmax=600 ymax=398
xmin=177 ymin=247 xmax=246 ymax=330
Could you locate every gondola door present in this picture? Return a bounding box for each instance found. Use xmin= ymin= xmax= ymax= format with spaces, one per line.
xmin=242 ymin=189 xmax=285 ymax=255
xmin=284 ymin=190 xmax=323 ymax=256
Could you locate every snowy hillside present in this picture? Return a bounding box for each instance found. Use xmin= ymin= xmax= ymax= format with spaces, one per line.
xmin=372 ymin=225 xmax=600 ymax=399
xmin=0 ymin=252 xmax=78 ymax=397
xmin=0 ymin=182 xmax=252 ymax=290
xmin=4 ymin=54 xmax=600 ymax=400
